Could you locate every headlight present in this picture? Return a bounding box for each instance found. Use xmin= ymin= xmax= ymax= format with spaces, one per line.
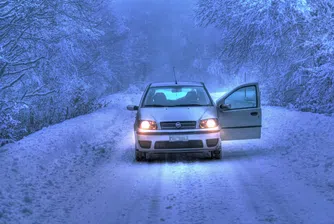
xmin=139 ymin=120 xmax=157 ymax=130
xmin=200 ymin=118 xmax=218 ymax=129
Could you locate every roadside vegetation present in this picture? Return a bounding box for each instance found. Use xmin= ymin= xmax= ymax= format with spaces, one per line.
xmin=1 ymin=0 xmax=333 ymax=145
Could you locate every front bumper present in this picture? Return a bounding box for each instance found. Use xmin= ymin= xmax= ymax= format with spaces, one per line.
xmin=135 ymin=129 xmax=221 ymax=153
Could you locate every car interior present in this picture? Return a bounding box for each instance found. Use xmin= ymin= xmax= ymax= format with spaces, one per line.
xmin=146 ymin=89 xmax=210 ymax=106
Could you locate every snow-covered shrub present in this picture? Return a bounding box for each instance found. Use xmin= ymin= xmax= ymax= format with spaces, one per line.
xmin=295 ymin=71 xmax=334 ymax=114
xmin=0 ymin=114 xmax=20 ymax=146
xmin=0 ymin=0 xmax=124 ymax=145
xmin=125 ymin=84 xmax=145 ymax=94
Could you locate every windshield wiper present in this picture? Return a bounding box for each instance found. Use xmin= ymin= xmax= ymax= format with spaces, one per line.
xmin=170 ymin=104 xmax=210 ymax=107
xmin=144 ymin=104 xmax=166 ymax=107
xmin=144 ymin=104 xmax=210 ymax=107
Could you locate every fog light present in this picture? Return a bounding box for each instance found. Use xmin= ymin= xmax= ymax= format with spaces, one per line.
xmin=206 ymin=138 xmax=219 ymax=147
xmin=138 ymin=140 xmax=152 ymax=149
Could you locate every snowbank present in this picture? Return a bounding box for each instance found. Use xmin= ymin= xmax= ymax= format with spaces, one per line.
xmin=0 ymin=93 xmax=140 ymax=224
xmin=262 ymin=107 xmax=334 ymax=200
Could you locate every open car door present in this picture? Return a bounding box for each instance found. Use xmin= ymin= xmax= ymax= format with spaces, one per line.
xmin=216 ymin=83 xmax=262 ymax=140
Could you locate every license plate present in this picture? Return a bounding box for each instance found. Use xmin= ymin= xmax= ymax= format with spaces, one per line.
xmin=169 ymin=135 xmax=188 ymax=142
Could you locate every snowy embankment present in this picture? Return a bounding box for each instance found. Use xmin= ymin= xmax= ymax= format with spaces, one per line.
xmin=0 ymin=90 xmax=334 ymax=223
xmin=260 ymin=106 xmax=334 ymax=198
xmin=0 ymin=91 xmax=139 ymax=224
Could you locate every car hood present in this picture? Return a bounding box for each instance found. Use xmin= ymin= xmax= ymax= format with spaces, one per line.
xmin=139 ymin=106 xmax=217 ymax=122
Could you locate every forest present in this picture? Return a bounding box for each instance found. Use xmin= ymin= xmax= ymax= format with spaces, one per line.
xmin=1 ymin=0 xmax=333 ymax=145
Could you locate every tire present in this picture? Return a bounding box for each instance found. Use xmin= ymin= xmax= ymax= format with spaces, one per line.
xmin=211 ymin=149 xmax=222 ymax=160
xmin=135 ymin=150 xmax=146 ymax=161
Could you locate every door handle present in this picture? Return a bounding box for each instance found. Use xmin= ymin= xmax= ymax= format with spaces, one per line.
xmin=250 ymin=112 xmax=258 ymax=116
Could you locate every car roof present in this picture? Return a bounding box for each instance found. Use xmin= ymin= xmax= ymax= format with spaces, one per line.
xmin=149 ymin=81 xmax=204 ymax=87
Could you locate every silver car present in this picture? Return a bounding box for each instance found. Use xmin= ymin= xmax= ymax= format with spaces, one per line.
xmin=127 ymin=81 xmax=262 ymax=161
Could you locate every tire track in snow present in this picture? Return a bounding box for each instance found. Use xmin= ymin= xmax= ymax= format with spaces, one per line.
xmin=233 ymin=160 xmax=298 ymax=223
xmin=173 ymin=162 xmax=210 ymax=224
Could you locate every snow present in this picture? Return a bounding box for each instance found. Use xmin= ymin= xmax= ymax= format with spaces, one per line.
xmin=0 ymin=93 xmax=137 ymax=224
xmin=210 ymin=91 xmax=227 ymax=101
xmin=0 ymin=92 xmax=334 ymax=224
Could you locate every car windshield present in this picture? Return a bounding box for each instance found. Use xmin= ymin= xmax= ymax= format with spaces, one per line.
xmin=142 ymin=86 xmax=213 ymax=107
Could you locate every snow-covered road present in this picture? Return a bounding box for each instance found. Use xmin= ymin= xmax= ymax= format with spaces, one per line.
xmin=1 ymin=93 xmax=334 ymax=224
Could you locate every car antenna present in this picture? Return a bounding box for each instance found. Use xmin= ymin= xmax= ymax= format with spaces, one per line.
xmin=173 ymin=66 xmax=178 ymax=84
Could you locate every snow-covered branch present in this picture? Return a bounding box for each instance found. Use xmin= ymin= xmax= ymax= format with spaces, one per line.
xmin=0 ymin=73 xmax=25 ymax=91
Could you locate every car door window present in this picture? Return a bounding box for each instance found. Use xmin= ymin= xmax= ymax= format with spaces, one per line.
xmin=224 ymin=86 xmax=257 ymax=109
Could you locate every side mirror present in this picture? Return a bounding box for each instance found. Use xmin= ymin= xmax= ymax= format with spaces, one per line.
xmin=219 ymin=104 xmax=231 ymax=111
xmin=127 ymin=105 xmax=139 ymax=111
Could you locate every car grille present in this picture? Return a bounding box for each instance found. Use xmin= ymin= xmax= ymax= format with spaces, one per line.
xmin=160 ymin=121 xmax=197 ymax=130
xmin=154 ymin=140 xmax=203 ymax=149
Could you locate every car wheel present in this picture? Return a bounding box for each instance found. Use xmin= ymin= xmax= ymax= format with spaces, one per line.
xmin=211 ymin=150 xmax=222 ymax=160
xmin=135 ymin=150 xmax=146 ymax=161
